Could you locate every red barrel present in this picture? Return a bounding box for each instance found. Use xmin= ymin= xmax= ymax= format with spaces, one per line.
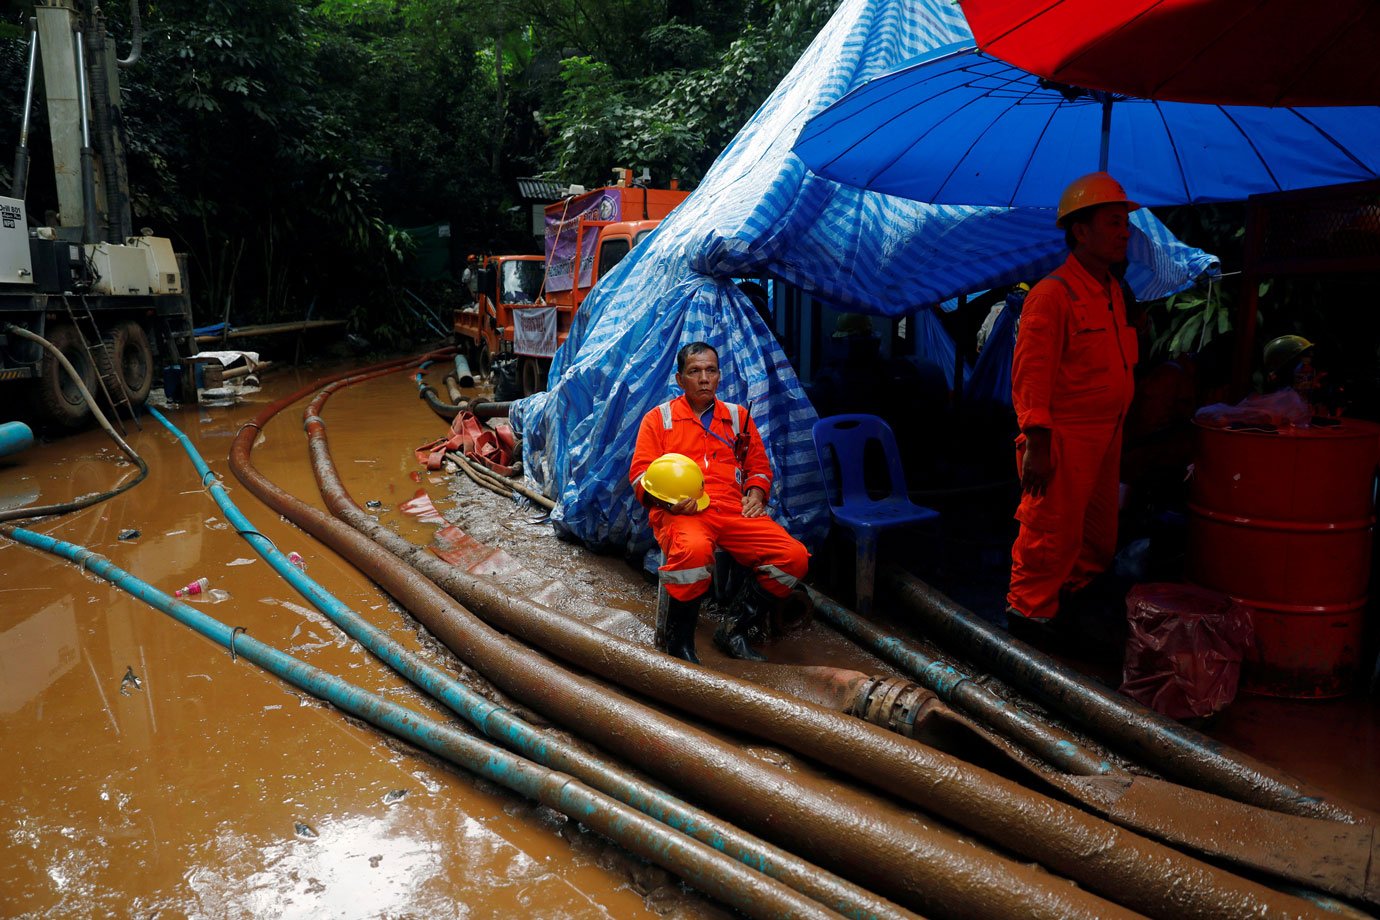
xmin=1188 ymin=418 xmax=1380 ymax=698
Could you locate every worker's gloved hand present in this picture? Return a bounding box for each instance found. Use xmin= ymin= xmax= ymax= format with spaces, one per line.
xmin=1021 ymin=428 xmax=1053 ymax=497
xmin=741 ymin=487 xmax=767 ymax=518
xmin=668 ymin=497 xmax=700 ymax=515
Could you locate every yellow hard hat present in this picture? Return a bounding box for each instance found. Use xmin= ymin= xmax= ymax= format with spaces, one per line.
xmin=643 ymin=453 xmax=710 ymax=510
xmin=1056 ymin=172 xmax=1141 ymax=227
xmin=1263 ymin=334 xmax=1314 ymax=375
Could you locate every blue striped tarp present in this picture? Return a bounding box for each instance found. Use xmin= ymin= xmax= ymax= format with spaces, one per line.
xmin=512 ymin=0 xmax=1218 ymax=559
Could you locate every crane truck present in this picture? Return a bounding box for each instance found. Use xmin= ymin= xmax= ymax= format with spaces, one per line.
xmin=455 ymin=172 xmax=688 ymax=396
xmin=2 ymin=1 xmax=196 ymax=430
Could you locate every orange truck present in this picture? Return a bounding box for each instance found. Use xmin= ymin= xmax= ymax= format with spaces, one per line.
xmin=454 ymin=173 xmax=688 ymax=396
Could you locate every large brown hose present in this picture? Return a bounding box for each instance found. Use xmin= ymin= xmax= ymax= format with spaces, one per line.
xmin=231 ymin=362 xmax=1132 ymax=920
xmin=300 ymin=363 xmax=1328 ymax=920
xmin=235 ymin=357 xmax=1325 ymax=919
xmin=305 ymin=374 xmax=1330 ymax=920
xmin=880 ymin=565 xmax=1378 ymax=827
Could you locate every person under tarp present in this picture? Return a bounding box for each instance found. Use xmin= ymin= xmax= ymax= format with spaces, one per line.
xmin=510 ymin=0 xmax=1218 ymax=571
xmin=1007 ymin=172 xmax=1140 ymax=632
xmin=629 ymin=342 xmax=810 ymax=664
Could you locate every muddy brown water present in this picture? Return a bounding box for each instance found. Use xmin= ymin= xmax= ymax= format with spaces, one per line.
xmin=3 ymin=356 xmax=1377 ymax=918
xmin=0 ymin=361 xmax=724 ymax=919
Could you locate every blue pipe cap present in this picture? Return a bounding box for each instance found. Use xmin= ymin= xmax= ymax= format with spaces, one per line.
xmin=0 ymin=421 xmax=35 ymax=459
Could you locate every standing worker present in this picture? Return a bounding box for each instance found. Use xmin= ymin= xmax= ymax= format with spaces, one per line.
xmin=1007 ymin=173 xmax=1140 ymax=632
xmin=629 ymin=342 xmax=810 ymax=663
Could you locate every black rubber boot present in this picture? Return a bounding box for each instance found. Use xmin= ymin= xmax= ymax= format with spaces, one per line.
xmin=714 ymin=584 xmax=770 ymax=662
xmin=661 ymin=596 xmax=702 ymax=665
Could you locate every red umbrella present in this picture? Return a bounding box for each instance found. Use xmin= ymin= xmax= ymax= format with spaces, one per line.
xmin=960 ymin=0 xmax=1380 ymax=107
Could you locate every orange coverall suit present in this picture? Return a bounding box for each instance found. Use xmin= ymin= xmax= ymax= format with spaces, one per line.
xmin=629 ymin=396 xmax=809 ymax=602
xmin=1008 ymin=254 xmax=1138 ymax=620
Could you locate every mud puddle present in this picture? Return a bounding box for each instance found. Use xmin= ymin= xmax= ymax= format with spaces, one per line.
xmin=0 ymin=359 xmax=718 ymax=919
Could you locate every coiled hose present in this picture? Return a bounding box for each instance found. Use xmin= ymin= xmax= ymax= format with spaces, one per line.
xmin=0 ymin=324 xmax=148 ymax=522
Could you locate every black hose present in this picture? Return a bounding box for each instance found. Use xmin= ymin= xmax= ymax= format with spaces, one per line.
xmin=117 ymin=0 xmax=143 ymax=67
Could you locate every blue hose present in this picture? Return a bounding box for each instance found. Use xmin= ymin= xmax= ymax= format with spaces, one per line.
xmin=146 ymin=407 xmax=892 ymax=920
xmin=1 ymin=523 xmax=840 ymax=920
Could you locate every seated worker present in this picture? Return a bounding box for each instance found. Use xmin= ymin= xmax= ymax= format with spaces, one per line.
xmin=629 ymin=342 xmax=810 ymax=664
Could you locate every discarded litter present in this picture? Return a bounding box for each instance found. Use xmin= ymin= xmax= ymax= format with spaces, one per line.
xmin=365 ymin=500 xmax=383 ymax=510
xmin=119 ymin=666 xmax=142 ymax=696
xmin=294 ymin=821 xmax=319 ymax=839
xmin=227 ymin=557 xmax=256 ymax=567
xmin=174 ymin=577 xmax=211 ymax=598
xmin=117 ymin=529 xmax=140 ymax=541
xmin=287 ymin=551 xmax=306 ymax=571
xmin=382 ymin=788 xmax=408 ymax=806
xmin=399 ymin=489 xmax=445 ymax=524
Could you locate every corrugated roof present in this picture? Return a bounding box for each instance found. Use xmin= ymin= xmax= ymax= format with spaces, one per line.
xmin=516 ymin=177 xmax=567 ymax=202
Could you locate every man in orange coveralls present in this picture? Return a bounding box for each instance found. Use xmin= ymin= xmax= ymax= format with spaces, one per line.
xmin=629 ymin=342 xmax=810 ymax=663
xmin=1007 ymin=172 xmax=1140 ymax=633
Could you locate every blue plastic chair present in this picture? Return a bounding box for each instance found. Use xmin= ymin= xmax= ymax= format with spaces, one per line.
xmin=812 ymin=414 xmax=940 ymax=616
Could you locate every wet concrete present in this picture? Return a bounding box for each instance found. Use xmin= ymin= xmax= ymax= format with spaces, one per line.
xmin=0 ymin=362 xmax=720 ymax=919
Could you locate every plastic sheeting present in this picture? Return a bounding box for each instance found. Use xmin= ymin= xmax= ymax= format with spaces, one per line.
xmin=966 ymin=290 xmax=1023 ymax=406
xmin=513 ymin=0 xmax=1218 ymax=558
xmin=911 ymin=308 xmax=962 ymax=389
xmin=1120 ymin=583 xmax=1255 ymax=720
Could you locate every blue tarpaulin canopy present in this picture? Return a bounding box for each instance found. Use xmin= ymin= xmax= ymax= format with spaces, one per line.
xmin=512 ymin=0 xmax=1217 ymax=560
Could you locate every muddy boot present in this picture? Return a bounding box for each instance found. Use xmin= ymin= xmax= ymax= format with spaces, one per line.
xmin=661 ymin=595 xmax=702 ymax=665
xmin=714 ymin=584 xmax=770 ymax=662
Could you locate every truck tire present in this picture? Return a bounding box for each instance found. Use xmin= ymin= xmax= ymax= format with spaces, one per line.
xmin=518 ymin=355 xmax=535 ymax=397
xmin=96 ymin=321 xmax=154 ymax=407
xmin=476 ymin=342 xmax=492 ymax=378
xmin=31 ymin=322 xmax=96 ymax=430
xmin=520 ymin=357 xmax=548 ymax=397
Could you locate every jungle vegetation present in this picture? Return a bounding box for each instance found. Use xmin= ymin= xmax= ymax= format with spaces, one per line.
xmin=2 ymin=0 xmax=837 ymax=343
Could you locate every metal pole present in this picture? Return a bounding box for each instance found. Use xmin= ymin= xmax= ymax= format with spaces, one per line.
xmin=1099 ymin=95 xmax=1112 ymax=172
xmin=12 ymin=19 xmax=39 ymax=199
xmin=74 ymin=29 xmax=100 ymax=245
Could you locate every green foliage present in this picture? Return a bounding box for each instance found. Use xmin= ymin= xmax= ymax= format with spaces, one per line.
xmin=537 ymin=0 xmax=839 ymax=187
xmin=1145 ymin=203 xmax=1246 ymax=360
xmin=9 ymin=0 xmax=839 ymax=337
xmin=1152 ymin=280 xmax=1233 ymax=358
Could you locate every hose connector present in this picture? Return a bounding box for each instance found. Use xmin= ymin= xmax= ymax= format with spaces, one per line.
xmin=849 ymin=676 xmax=930 ymax=738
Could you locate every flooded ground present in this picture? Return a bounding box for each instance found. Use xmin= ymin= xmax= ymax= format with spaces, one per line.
xmin=0 ymin=359 xmax=719 ymax=919
xmin=3 ymin=352 xmax=1377 ymax=918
